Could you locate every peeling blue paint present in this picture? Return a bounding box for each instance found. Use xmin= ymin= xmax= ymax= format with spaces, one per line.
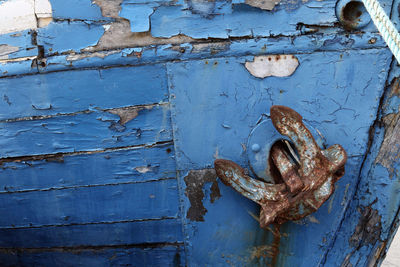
xmin=0 ymin=0 xmax=398 ymax=265
xmin=119 ymin=3 xmax=155 ymax=32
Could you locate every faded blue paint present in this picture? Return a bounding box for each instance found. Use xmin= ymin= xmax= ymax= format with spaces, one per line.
xmin=0 ymin=143 xmax=175 ymax=192
xmin=0 ymin=178 xmax=179 ymax=227
xmin=0 ymin=0 xmax=398 ymax=266
xmin=0 ymin=246 xmax=184 ymax=267
xmin=0 ymin=30 xmax=37 ymax=59
xmin=167 ymin=49 xmax=391 ymax=266
xmin=50 ymin=0 xmax=106 ymax=20
xmin=0 ymin=65 xmax=168 ymax=120
xmin=0 ymin=218 xmax=182 ymax=247
xmin=119 ymin=3 xmax=155 ymax=32
xmin=37 ymin=22 xmax=104 ymax=55
xmin=0 ymin=105 xmax=172 ymax=157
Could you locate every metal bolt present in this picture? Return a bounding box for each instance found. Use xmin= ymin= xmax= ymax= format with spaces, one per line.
xmin=251 ymin=144 xmax=261 ymax=152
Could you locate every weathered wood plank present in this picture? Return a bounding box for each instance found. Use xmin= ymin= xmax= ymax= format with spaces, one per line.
xmin=37 ymin=22 xmax=104 ymax=55
xmin=0 ymin=178 xmax=179 ymax=228
xmin=322 ymin=70 xmax=400 ymax=266
xmin=31 ymin=32 xmax=387 ymax=76
xmin=0 ymin=64 xmax=168 ymax=120
xmin=0 ymin=105 xmax=172 ymax=158
xmin=0 ymin=143 xmax=175 ymax=193
xmin=167 ymin=49 xmax=392 ymax=266
xmin=0 ymin=30 xmax=37 ymax=60
xmin=0 ymin=218 xmax=182 ymax=248
xmin=50 ymin=0 xmax=107 ymax=21
xmin=0 ymin=245 xmax=184 ymax=267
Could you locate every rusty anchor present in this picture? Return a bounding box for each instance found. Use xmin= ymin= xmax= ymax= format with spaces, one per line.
xmin=214 ymin=105 xmax=347 ymax=228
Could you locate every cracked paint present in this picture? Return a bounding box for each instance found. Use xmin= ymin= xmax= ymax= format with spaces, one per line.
xmin=245 ymin=55 xmax=299 ymax=78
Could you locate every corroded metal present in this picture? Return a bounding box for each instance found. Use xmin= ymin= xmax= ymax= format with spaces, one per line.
xmin=214 ymin=105 xmax=347 ymax=228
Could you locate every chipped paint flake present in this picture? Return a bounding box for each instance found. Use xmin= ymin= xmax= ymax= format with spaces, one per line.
xmin=135 ymin=166 xmax=152 ymax=174
xmin=246 ymin=0 xmax=281 ymax=10
xmin=107 ymin=106 xmax=142 ymax=125
xmin=245 ymin=55 xmax=299 ymax=78
xmin=0 ymin=45 xmax=19 ymax=60
xmin=66 ymin=51 xmax=119 ymax=61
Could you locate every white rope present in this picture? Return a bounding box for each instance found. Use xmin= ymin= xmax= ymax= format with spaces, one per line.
xmin=361 ymin=0 xmax=400 ymax=63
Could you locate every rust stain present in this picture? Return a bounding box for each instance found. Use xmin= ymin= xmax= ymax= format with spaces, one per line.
xmin=210 ymin=180 xmax=221 ymax=203
xmin=271 ymin=224 xmax=281 ymax=267
xmin=184 ymin=169 xmax=221 ymax=221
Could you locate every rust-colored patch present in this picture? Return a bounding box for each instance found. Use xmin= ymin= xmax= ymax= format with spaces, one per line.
xmin=210 ymin=180 xmax=221 ymax=203
xmin=271 ymin=224 xmax=281 ymax=266
xmin=184 ymin=169 xmax=221 ymax=221
xmin=214 ymin=105 xmax=347 ymax=228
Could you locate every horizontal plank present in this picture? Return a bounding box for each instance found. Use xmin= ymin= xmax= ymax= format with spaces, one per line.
xmin=51 ymin=0 xmax=109 ymax=21
xmin=0 ymin=105 xmax=172 ymax=157
xmin=0 ymin=143 xmax=175 ymax=193
xmin=0 ymin=218 xmax=183 ymax=248
xmin=0 ymin=30 xmax=37 ymax=60
xmin=0 ymin=178 xmax=179 ymax=228
xmin=0 ymin=64 xmax=168 ymax=120
xmin=0 ymin=58 xmax=38 ymax=77
xmin=0 ymin=245 xmax=184 ymax=267
xmin=37 ymin=21 xmax=104 ymax=55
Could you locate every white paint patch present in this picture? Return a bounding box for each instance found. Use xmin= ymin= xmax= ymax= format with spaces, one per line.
xmin=246 ymin=0 xmax=281 ymax=10
xmin=308 ymin=215 xmax=320 ymax=224
xmin=245 ymin=55 xmax=299 ymax=79
xmin=135 ymin=166 xmax=152 ymax=174
xmin=0 ymin=44 xmax=19 ymax=60
xmin=35 ymin=0 xmax=52 ymax=27
xmin=0 ymin=0 xmax=52 ymax=35
xmin=66 ymin=51 xmax=119 ymax=61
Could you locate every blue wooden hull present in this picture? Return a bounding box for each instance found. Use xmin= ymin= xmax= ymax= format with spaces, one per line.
xmin=0 ymin=0 xmax=399 ymax=266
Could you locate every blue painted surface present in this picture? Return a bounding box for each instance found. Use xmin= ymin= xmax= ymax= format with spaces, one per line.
xmin=119 ymin=3 xmax=155 ymax=32
xmin=0 ymin=64 xmax=169 ymax=120
xmin=0 ymin=105 xmax=172 ymax=157
xmin=0 ymin=178 xmax=179 ymax=228
xmin=37 ymin=22 xmax=104 ymax=55
xmin=0 ymin=30 xmax=37 ymax=59
xmin=167 ymin=50 xmax=391 ymax=266
xmin=0 ymin=0 xmax=399 ymax=266
xmin=0 ymin=143 xmax=175 ymax=193
xmin=0 ymin=218 xmax=182 ymax=247
xmin=0 ymin=246 xmax=184 ymax=267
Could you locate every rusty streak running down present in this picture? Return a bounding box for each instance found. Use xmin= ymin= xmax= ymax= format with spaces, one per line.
xmin=214 ymin=105 xmax=347 ymax=228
